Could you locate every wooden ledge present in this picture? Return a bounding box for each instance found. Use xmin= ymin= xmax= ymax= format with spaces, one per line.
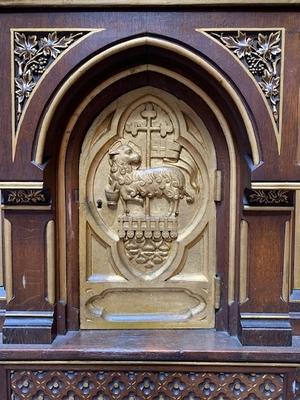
xmin=1 ymin=330 xmax=300 ymax=363
xmin=1 ymin=0 xmax=300 ymax=7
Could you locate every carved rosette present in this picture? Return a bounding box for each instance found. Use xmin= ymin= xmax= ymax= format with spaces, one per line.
xmin=13 ymin=30 xmax=88 ymax=130
xmin=208 ymin=30 xmax=282 ymax=127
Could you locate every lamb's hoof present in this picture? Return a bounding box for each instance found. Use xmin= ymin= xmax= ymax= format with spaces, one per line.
xmin=167 ymin=212 xmax=178 ymax=218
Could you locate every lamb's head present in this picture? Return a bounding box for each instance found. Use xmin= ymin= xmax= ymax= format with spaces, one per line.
xmin=109 ymin=144 xmax=141 ymax=168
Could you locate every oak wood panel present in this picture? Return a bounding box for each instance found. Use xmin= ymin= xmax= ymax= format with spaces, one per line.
xmin=4 ymin=211 xmax=53 ymax=311
xmin=241 ymin=211 xmax=290 ymax=313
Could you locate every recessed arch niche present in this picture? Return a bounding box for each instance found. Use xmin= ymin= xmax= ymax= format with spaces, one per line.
xmin=39 ymin=39 xmax=258 ymax=334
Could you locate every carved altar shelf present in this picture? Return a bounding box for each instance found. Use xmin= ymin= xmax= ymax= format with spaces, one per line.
xmin=2 ymin=328 xmax=300 ymax=399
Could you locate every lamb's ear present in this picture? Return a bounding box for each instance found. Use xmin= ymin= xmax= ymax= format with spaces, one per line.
xmin=109 ymin=149 xmax=119 ymax=157
xmin=108 ymin=150 xmax=118 ymax=166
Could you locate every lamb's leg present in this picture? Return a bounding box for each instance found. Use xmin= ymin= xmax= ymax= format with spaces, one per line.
xmin=168 ymin=200 xmax=175 ymax=216
xmin=121 ymin=197 xmax=129 ymax=214
xmin=174 ymin=199 xmax=180 ymax=216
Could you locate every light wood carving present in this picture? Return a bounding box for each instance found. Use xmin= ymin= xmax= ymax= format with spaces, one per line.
xmin=46 ymin=220 xmax=55 ymax=305
xmin=79 ymin=87 xmax=217 ymax=329
xmin=4 ymin=218 xmax=13 ymax=303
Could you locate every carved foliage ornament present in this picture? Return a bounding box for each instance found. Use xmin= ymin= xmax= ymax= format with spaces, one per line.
xmin=244 ymin=188 xmax=293 ymax=207
xmin=1 ymin=188 xmax=51 ymax=205
xmin=210 ymin=30 xmax=282 ymax=126
xmin=13 ymin=30 xmax=87 ymax=130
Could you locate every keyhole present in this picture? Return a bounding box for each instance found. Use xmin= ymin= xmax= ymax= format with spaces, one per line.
xmin=97 ymin=199 xmax=102 ymax=209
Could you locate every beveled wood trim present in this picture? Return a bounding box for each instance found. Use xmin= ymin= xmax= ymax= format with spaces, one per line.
xmin=0 ymin=0 xmax=299 ymax=6
xmin=0 ymin=182 xmax=43 ymax=189
xmin=243 ymin=206 xmax=294 ymax=211
xmin=2 ymin=205 xmax=51 ymax=210
xmin=46 ymin=220 xmax=55 ymax=305
xmin=293 ymin=191 xmax=300 ymax=289
xmin=4 ymin=218 xmax=13 ymax=303
xmin=251 ymin=182 xmax=300 ymax=190
xmin=239 ymin=220 xmax=248 ymax=304
xmin=241 ymin=312 xmax=290 ymax=319
xmin=282 ymin=220 xmax=291 ymax=302
xmin=5 ymin=311 xmax=53 ymax=318
xmin=1 ymin=360 xmax=300 ymax=367
xmin=0 ymin=193 xmax=4 ymax=288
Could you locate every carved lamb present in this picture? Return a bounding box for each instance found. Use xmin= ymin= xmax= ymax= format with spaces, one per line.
xmin=106 ymin=143 xmax=194 ymax=216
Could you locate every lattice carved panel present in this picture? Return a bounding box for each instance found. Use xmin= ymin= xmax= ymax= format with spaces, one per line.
xmin=10 ymin=369 xmax=285 ymax=399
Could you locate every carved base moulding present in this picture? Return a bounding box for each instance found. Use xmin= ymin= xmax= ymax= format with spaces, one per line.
xmin=9 ymin=368 xmax=286 ymax=400
xmin=1 ymin=0 xmax=300 ymax=6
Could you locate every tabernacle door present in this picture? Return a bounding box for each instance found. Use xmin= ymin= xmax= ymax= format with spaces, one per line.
xmin=79 ymin=87 xmax=217 ymax=329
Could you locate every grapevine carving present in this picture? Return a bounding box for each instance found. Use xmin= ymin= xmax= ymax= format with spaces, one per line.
xmin=7 ymin=189 xmax=45 ymax=204
xmin=2 ymin=189 xmax=50 ymax=205
xmin=14 ymin=31 xmax=85 ymax=128
xmin=211 ymin=30 xmax=282 ymax=125
xmin=248 ymin=189 xmax=289 ymax=205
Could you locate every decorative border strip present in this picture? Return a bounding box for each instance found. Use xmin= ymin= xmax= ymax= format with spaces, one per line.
xmin=4 ymin=218 xmax=13 ymax=303
xmin=243 ymin=206 xmax=294 ymax=211
xmin=0 ymin=361 xmax=300 ymax=367
xmin=0 ymin=181 xmax=43 ymax=189
xmin=251 ymin=182 xmax=300 ymax=190
xmin=1 ymin=0 xmax=300 ymax=6
xmin=9 ymin=369 xmax=284 ymax=399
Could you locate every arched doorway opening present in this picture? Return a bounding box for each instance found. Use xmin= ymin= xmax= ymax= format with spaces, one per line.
xmin=39 ymin=39 xmax=257 ymax=336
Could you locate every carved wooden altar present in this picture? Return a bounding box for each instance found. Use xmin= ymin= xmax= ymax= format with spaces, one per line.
xmin=0 ymin=1 xmax=300 ymax=398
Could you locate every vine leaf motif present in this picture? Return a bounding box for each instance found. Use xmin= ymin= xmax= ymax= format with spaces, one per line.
xmin=7 ymin=189 xmax=46 ymax=204
xmin=210 ymin=30 xmax=282 ymax=125
xmin=220 ymin=31 xmax=253 ymax=59
xmin=249 ymin=189 xmax=289 ymax=204
xmin=14 ymin=30 xmax=85 ymax=129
